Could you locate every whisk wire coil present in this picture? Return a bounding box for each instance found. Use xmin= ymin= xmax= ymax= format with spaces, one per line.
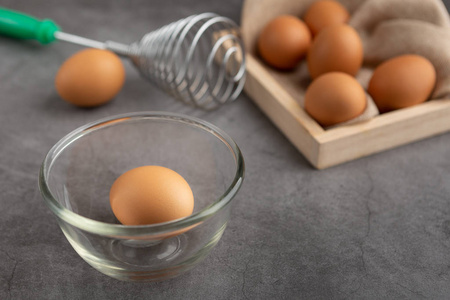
xmin=129 ymin=13 xmax=246 ymax=110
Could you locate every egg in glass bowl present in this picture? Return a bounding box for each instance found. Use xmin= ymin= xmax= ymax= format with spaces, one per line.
xmin=39 ymin=112 xmax=244 ymax=281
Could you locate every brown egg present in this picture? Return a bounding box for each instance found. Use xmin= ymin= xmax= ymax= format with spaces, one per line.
xmin=304 ymin=0 xmax=350 ymax=36
xmin=368 ymin=54 xmax=436 ymax=112
xmin=307 ymin=24 xmax=363 ymax=79
xmin=55 ymin=48 xmax=125 ymax=107
xmin=304 ymin=72 xmax=366 ymax=127
xmin=110 ymin=166 xmax=194 ymax=226
xmin=257 ymin=15 xmax=312 ymax=70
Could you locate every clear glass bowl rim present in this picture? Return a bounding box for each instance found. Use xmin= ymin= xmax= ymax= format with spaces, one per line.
xmin=39 ymin=111 xmax=244 ymax=237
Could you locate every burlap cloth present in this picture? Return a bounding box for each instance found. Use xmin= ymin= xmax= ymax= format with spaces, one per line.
xmin=241 ymin=0 xmax=450 ymax=127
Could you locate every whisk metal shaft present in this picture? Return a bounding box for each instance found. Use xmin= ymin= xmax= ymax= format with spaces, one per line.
xmin=55 ymin=31 xmax=132 ymax=56
xmin=54 ymin=31 xmax=107 ymax=50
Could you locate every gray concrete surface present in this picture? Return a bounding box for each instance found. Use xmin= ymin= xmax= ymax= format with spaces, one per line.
xmin=1 ymin=0 xmax=450 ymax=299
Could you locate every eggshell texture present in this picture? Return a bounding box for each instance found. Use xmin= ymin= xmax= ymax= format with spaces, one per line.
xmin=368 ymin=54 xmax=436 ymax=112
xmin=55 ymin=48 xmax=125 ymax=107
xmin=257 ymin=15 xmax=312 ymax=70
xmin=304 ymin=0 xmax=350 ymax=36
xmin=110 ymin=166 xmax=194 ymax=226
xmin=307 ymin=24 xmax=363 ymax=79
xmin=304 ymin=72 xmax=367 ymax=127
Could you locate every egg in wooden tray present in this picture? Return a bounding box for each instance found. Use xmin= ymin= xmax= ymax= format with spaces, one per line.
xmin=240 ymin=0 xmax=450 ymax=169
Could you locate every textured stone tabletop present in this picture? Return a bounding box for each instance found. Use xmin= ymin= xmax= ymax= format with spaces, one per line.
xmin=1 ymin=0 xmax=450 ymax=299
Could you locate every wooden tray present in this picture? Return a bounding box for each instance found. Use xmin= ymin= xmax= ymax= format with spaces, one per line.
xmin=240 ymin=0 xmax=450 ymax=169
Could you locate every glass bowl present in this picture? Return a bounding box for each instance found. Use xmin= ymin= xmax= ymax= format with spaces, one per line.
xmin=39 ymin=112 xmax=244 ymax=282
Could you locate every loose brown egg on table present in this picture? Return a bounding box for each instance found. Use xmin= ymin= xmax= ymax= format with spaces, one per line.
xmin=303 ymin=0 xmax=350 ymax=36
xmin=307 ymin=24 xmax=363 ymax=79
xmin=110 ymin=166 xmax=194 ymax=226
xmin=257 ymin=15 xmax=312 ymax=70
xmin=55 ymin=48 xmax=125 ymax=107
xmin=368 ymin=54 xmax=436 ymax=113
xmin=304 ymin=72 xmax=366 ymax=127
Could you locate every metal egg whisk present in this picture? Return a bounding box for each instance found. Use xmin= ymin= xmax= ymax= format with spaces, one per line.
xmin=0 ymin=9 xmax=246 ymax=110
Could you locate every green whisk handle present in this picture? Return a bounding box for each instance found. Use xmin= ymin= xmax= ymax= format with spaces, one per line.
xmin=0 ymin=7 xmax=60 ymax=44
